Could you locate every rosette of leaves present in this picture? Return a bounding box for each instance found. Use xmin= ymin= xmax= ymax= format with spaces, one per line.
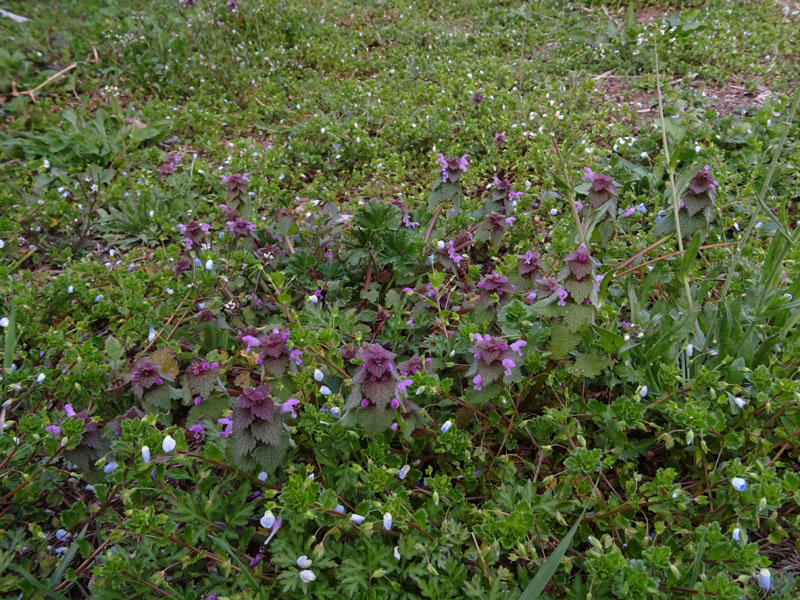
xmin=61 ymin=404 xmax=106 ymax=475
xmin=580 ymin=167 xmax=619 ymax=218
xmin=184 ymin=360 xmax=221 ymax=398
xmin=230 ymin=385 xmax=296 ymax=471
xmin=254 ymin=328 xmax=296 ymax=378
xmin=433 ymin=239 xmax=466 ymax=274
xmin=345 ymin=344 xmax=414 ymax=435
xmin=654 ymin=165 xmax=718 ymax=238
xmin=465 ymin=334 xmax=526 ymax=405
xmin=517 ymin=250 xmax=545 ymax=282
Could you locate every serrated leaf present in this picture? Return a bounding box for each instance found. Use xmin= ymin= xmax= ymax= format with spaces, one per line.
xmin=187 ymin=396 xmax=230 ymax=425
xmin=105 ymin=336 xmax=123 ymax=364
xmin=250 ymin=419 xmax=285 ymax=446
xmin=566 ymin=353 xmax=612 ymax=378
xmin=564 ymin=279 xmax=595 ymax=304
xmin=548 ymin=324 xmax=581 ymax=359
xmin=231 ymin=430 xmax=257 ymax=459
xmin=150 ymin=348 xmax=179 ymax=378
xmin=144 ymin=385 xmax=172 ymax=412
xmin=563 ymin=303 xmax=594 ymax=332
xmin=356 ymin=406 xmax=395 ymax=436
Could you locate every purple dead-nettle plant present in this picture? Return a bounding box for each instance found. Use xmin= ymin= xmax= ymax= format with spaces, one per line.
xmin=559 ymin=243 xmax=601 ymax=305
xmin=229 ymin=384 xmax=295 ymax=471
xmin=518 ymin=250 xmax=545 ymax=281
xmin=477 ymin=271 xmax=515 ymax=304
xmin=536 ymin=275 xmax=559 ymax=298
xmin=174 ymin=256 xmax=192 ymax=275
xmin=244 ymin=328 xmax=297 ymax=378
xmin=436 ymin=154 xmax=469 ymax=183
xmin=177 ymin=221 xmax=211 ymax=251
xmin=226 ymin=218 xmax=257 ymax=238
xmin=397 ymin=355 xmax=433 ymax=377
xmin=434 ymin=239 xmax=466 ymax=273
xmin=481 ymin=211 xmax=515 ymax=246
xmin=185 ymin=360 xmax=221 ymax=397
xmin=130 ymin=360 xmax=167 ymax=398
xmin=684 ymin=165 xmax=717 ymax=222
xmin=196 ymin=308 xmax=218 ymax=323
xmin=345 ymin=344 xmax=415 ymax=434
xmin=583 ymin=167 xmax=618 ymax=217
xmin=471 ymin=92 xmax=484 ymax=107
xmin=563 ymin=243 xmax=594 ymax=281
xmin=466 ymin=335 xmax=526 ymax=390
xmin=221 ymin=172 xmax=250 ymax=211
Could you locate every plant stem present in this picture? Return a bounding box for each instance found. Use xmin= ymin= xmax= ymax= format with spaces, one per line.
xmin=551 ymin=136 xmax=586 ymax=246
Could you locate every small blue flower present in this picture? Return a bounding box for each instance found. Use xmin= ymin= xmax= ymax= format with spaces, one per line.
xmin=398 ymin=465 xmax=410 ymax=480
xmin=162 ymin=435 xmax=176 ymax=453
xmin=296 ymin=555 xmax=312 ymax=568
xmin=313 ymin=369 xmax=324 ymax=382
xmin=383 ymin=512 xmax=392 ymax=531
xmin=142 ymin=446 xmax=151 ymax=463
xmin=440 ymin=420 xmax=452 ymax=434
xmin=757 ymin=568 xmax=770 ymax=590
xmin=732 ymin=528 xmax=746 ymax=545
xmin=205 ymin=259 xmax=214 ymax=270
xmin=260 ymin=510 xmax=275 ymax=529
xmin=94 ymin=295 xmax=103 ymax=303
xmin=329 ymin=406 xmax=341 ymax=418
xmin=257 ymin=472 xmax=269 ymax=482
xmin=103 ymin=462 xmax=117 ymax=474
xmin=731 ymin=477 xmax=747 ymax=492
xmin=350 ymin=514 xmax=366 ymax=525
xmin=319 ymin=385 xmax=332 ymax=396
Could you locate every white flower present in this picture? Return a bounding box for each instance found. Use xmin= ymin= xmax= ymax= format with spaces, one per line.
xmin=0 ymin=317 xmax=10 ymax=328
xmin=204 ymin=259 xmax=214 ymax=270
xmin=757 ymin=568 xmax=770 ymax=590
xmin=640 ymin=151 xmax=648 ymax=158
xmin=350 ymin=513 xmax=365 ymax=525
xmin=734 ymin=397 xmax=747 ymax=410
xmin=308 ymin=294 xmax=318 ymax=304
xmin=319 ymin=385 xmax=332 ymax=396
xmin=398 ymin=465 xmax=410 ymax=480
xmin=299 ymin=569 xmax=316 ymax=583
xmin=383 ymin=512 xmax=392 ymax=531
xmin=67 ymin=285 xmax=73 ymax=293
xmin=148 ymin=327 xmax=156 ymax=342
xmin=440 ymin=420 xmax=452 ymax=434
xmin=141 ymin=446 xmax=151 ymax=463
xmin=314 ymin=369 xmax=324 ymax=382
xmin=260 ymin=510 xmax=275 ymax=529
xmin=393 ymin=546 xmax=401 ymax=560
xmin=0 ymin=239 xmax=4 ymax=249
xmin=161 ymin=435 xmax=176 ymax=453
xmin=36 ymin=373 xmax=46 ymax=384
xmin=731 ymin=477 xmax=747 ymax=492
xmin=296 ymin=555 xmax=312 ymax=568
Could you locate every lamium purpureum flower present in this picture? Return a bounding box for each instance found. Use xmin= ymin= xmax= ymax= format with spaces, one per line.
xmin=349 ymin=344 xmax=399 ymax=410
xmin=243 ymin=328 xmax=295 ymax=377
xmin=435 ymin=153 xmax=469 ymax=183
xmin=583 ymin=167 xmax=618 ymax=212
xmin=563 ymin=243 xmax=594 ymax=281
xmin=185 ymin=360 xmax=220 ymax=397
xmin=688 ymin=165 xmax=718 ymax=198
xmin=129 ymin=359 xmax=165 ymax=399
xmin=477 ymin=271 xmax=515 ymax=303
xmin=483 ymin=212 xmax=515 ymax=245
xmin=230 ymin=385 xmax=294 ymax=468
xmin=176 ymin=221 xmax=210 ymax=250
xmin=517 ymin=250 xmax=544 ymax=280
xmin=226 ymin=218 xmax=257 ymax=238
xmin=466 ymin=334 xmax=526 ymax=388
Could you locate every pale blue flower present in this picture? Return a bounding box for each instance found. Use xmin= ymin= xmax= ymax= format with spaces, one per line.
xmin=731 ymin=477 xmax=747 ymax=492
xmin=204 ymin=259 xmax=214 ymax=270
xmin=350 ymin=514 xmax=365 ymax=525
xmin=142 ymin=446 xmax=151 ymax=463
xmin=36 ymin=373 xmax=46 ymax=384
xmin=440 ymin=420 xmax=452 ymax=434
xmin=383 ymin=512 xmax=392 ymax=531
xmin=103 ymin=462 xmax=117 ymax=473
xmin=260 ymin=510 xmax=275 ymax=529
xmin=299 ymin=570 xmax=316 ymax=583
xmin=320 ymin=385 xmax=332 ymax=396
xmin=257 ymin=472 xmax=269 ymax=482
xmin=732 ymin=528 xmax=746 ymax=545
xmin=162 ymin=435 xmax=176 ymax=453
xmin=398 ymin=465 xmax=410 ymax=480
xmin=296 ymin=555 xmax=312 ymax=568
xmin=393 ymin=546 xmax=401 ymax=560
xmin=313 ymin=369 xmax=324 ymax=382
xmin=734 ymin=397 xmax=748 ymax=410
xmin=757 ymin=568 xmax=770 ymax=590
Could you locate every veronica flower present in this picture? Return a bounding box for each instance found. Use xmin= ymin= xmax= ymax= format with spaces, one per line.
xmin=296 ymin=555 xmax=312 ymax=569
xmin=103 ymin=462 xmax=117 ymax=474
xmin=731 ymin=477 xmax=747 ymax=492
xmin=260 ymin=510 xmax=275 ymax=529
xmin=162 ymin=435 xmax=176 ymax=453
xmin=394 ymin=546 xmax=401 ymax=560
xmin=440 ymin=420 xmax=452 ymax=434
xmin=314 ymin=368 xmax=324 ymax=382
xmin=732 ymin=528 xmax=746 ymax=545
xmin=398 ymin=464 xmax=410 ymax=480
xmin=734 ymin=397 xmax=748 ymax=410
xmin=757 ymin=568 xmax=770 ymax=590
xmin=258 ymin=472 xmax=268 ymax=482
xmin=142 ymin=446 xmax=151 ymax=463
xmin=299 ymin=570 xmax=316 ymax=583
xmin=320 ymin=385 xmax=332 ymax=396
xmin=383 ymin=512 xmax=393 ymax=531
xmin=350 ymin=514 xmax=366 ymax=525
xmin=204 ymin=259 xmax=214 ymax=270
xmin=0 ymin=317 xmax=8 ymax=328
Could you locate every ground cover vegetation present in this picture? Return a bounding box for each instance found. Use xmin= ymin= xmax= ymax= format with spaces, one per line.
xmin=1 ymin=0 xmax=800 ymax=598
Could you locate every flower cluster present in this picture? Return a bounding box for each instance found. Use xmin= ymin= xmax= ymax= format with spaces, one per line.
xmin=435 ymin=153 xmax=469 ymax=183
xmin=683 ymin=165 xmax=717 ymax=223
xmin=226 ymin=217 xmax=257 ymax=238
xmin=130 ymin=359 xmax=165 ymax=398
xmin=466 ymin=335 xmax=526 ymax=390
xmin=221 ymin=172 xmax=250 ymax=210
xmin=433 ymin=239 xmax=466 ymax=273
xmin=518 ymin=250 xmax=545 ymax=280
xmin=157 ymin=152 xmax=182 ymax=176
xmin=241 ymin=327 xmax=298 ymax=377
xmin=177 ymin=221 xmax=210 ymax=250
xmin=185 ymin=360 xmax=220 ymax=397
xmin=477 ymin=271 xmax=515 ymax=304
xmin=583 ymin=167 xmax=618 ymax=217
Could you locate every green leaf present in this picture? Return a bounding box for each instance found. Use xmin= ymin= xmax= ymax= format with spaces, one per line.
xmin=519 ymin=509 xmax=586 ymax=600
xmin=548 ymin=324 xmax=580 ymax=359
xmin=8 ymin=565 xmax=69 ymax=600
xmin=61 ymin=501 xmax=87 ymax=530
xmin=679 ymin=234 xmax=703 ymax=281
xmin=566 ymin=354 xmax=612 ymax=378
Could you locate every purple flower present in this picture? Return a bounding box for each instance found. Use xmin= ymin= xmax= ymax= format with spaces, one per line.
xmin=402 ymin=214 xmax=420 ymax=229
xmin=248 ymin=553 xmax=262 ymax=567
xmin=226 ymin=218 xmax=257 ymax=238
xmin=501 ymin=358 xmax=516 ymax=376
xmin=235 ymin=386 xmax=275 ymax=428
xmin=435 ymin=153 xmax=470 ymax=182
xmin=188 ymin=423 xmax=205 ymax=440
xmin=129 ymin=360 xmax=164 ymax=398
xmin=564 ymin=243 xmax=594 ymax=281
xmin=472 ymin=374 xmax=482 ymax=391
xmin=583 ymin=167 xmax=618 ymax=210
xmin=471 ymin=92 xmax=484 ymax=106
xmin=494 ymin=131 xmax=506 ymax=145
xmin=557 ymin=288 xmax=568 ymax=306
xmin=518 ymin=250 xmax=544 ymax=279
xmin=688 ymin=165 xmax=718 ymax=197
xmin=477 ymin=271 xmax=514 ymax=301
xmin=397 ymin=355 xmax=431 ymax=376
xmin=510 ymin=341 xmax=527 ymax=355
xmin=176 ymin=221 xmax=210 ymax=248
xmin=620 ymin=206 xmax=636 ymax=218
xmin=278 ymin=398 xmax=300 ymax=418
xmin=45 ymin=425 xmax=61 ymax=436
xmin=467 ymin=334 xmax=522 ymax=386
xmin=218 ymin=417 xmax=233 ymax=438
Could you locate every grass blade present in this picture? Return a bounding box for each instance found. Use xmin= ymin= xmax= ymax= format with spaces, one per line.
xmin=519 ymin=508 xmax=586 ymax=600
xmin=8 ymin=565 xmax=70 ymax=600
